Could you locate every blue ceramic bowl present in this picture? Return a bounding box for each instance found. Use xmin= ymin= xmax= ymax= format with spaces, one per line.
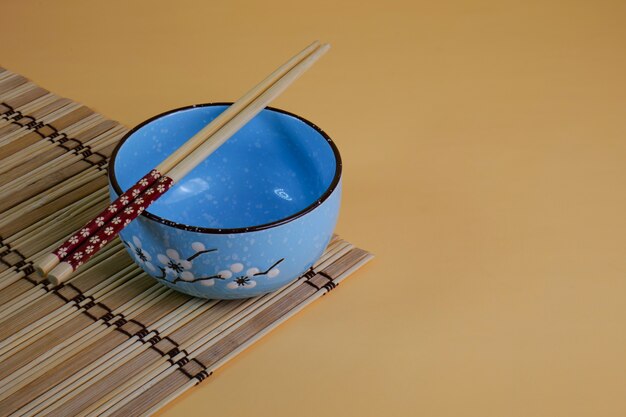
xmin=108 ymin=103 xmax=341 ymax=299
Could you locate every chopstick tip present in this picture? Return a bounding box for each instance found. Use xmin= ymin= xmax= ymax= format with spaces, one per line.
xmin=34 ymin=253 xmax=60 ymax=277
xmin=47 ymin=262 xmax=73 ymax=286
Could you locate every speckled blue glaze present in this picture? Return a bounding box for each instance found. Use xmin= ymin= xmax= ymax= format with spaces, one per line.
xmin=108 ymin=104 xmax=341 ymax=299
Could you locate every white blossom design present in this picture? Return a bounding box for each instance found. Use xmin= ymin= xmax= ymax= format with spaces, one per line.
xmin=128 ymin=236 xmax=156 ymax=272
xmin=224 ymin=264 xmax=257 ymax=289
xmin=157 ymin=249 xmax=193 ymax=281
xmin=191 ymin=242 xmax=205 ymax=252
xmin=223 ymin=261 xmax=281 ymax=290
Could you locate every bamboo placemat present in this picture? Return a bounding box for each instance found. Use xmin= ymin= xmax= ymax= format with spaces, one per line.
xmin=0 ymin=67 xmax=372 ymax=417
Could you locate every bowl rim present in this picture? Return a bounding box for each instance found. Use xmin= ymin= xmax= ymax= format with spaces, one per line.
xmin=108 ymin=102 xmax=342 ymax=234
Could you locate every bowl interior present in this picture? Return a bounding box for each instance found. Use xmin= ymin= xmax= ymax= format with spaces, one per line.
xmin=111 ymin=105 xmax=339 ymax=230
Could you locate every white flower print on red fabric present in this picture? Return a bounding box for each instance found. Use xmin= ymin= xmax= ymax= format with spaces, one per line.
xmin=95 ymin=217 xmax=105 ymax=227
xmin=57 ymin=247 xmax=68 ymax=258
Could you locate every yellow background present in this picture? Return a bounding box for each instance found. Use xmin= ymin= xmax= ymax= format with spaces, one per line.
xmin=1 ymin=0 xmax=625 ymax=415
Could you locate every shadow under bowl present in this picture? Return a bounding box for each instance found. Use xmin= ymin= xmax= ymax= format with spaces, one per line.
xmin=108 ymin=103 xmax=342 ymax=299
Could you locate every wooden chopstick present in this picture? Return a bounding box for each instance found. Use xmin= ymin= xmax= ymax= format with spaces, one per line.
xmin=42 ymin=42 xmax=330 ymax=285
xmin=35 ymin=41 xmax=324 ymax=278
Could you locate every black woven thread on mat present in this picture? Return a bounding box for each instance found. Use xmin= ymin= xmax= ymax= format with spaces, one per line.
xmin=0 ymin=100 xmax=110 ymax=170
xmin=0 ymin=244 xmax=38 ymax=285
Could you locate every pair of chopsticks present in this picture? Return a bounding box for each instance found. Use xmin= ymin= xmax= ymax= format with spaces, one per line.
xmin=35 ymin=41 xmax=330 ymax=286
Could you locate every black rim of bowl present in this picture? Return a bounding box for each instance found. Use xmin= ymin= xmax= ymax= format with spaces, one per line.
xmin=108 ymin=103 xmax=342 ymax=234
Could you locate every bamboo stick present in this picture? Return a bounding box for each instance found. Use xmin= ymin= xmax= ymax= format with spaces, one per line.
xmin=0 ymin=74 xmax=28 ymax=93
xmin=0 ymin=187 xmax=107 ymax=249
xmin=0 ymin=240 xmax=127 ymax=322
xmin=0 ymin=96 xmax=71 ymax=147
xmin=0 ymin=125 xmax=125 ymax=196
xmin=0 ymin=104 xmax=94 ymax=165
xmin=0 ymin=101 xmax=82 ymax=151
xmin=0 ymin=89 xmax=51 ymax=129
xmin=0 ymin=222 xmax=100 ymax=292
xmin=0 ymin=82 xmax=34 ymax=102
xmin=8 ymin=91 xmax=56 ymax=114
xmin=0 ymin=237 xmax=121 ymax=319
xmin=0 ymin=169 xmax=104 ymax=228
xmin=0 ymin=96 xmax=73 ymax=140
xmin=0 ymin=86 xmax=38 ymax=105
xmin=0 ymin=69 xmax=12 ymax=82
xmin=3 ymin=189 xmax=109 ymax=253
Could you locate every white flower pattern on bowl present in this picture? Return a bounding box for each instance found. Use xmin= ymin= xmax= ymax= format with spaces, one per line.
xmin=222 ymin=260 xmax=282 ymax=290
xmin=127 ymin=236 xmax=156 ymax=272
xmin=157 ymin=249 xmax=194 ymax=280
xmin=121 ymin=238 xmax=284 ymax=291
